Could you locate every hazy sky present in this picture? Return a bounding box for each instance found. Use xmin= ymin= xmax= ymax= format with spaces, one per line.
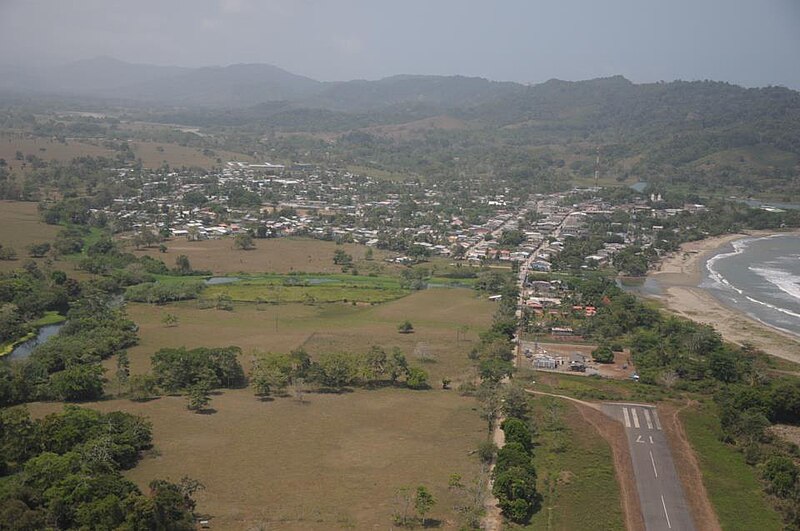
xmin=1 ymin=0 xmax=799 ymax=87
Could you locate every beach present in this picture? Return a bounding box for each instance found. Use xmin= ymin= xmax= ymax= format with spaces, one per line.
xmin=650 ymin=232 xmax=800 ymax=365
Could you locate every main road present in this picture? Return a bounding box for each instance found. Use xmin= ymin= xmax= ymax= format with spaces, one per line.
xmin=603 ymin=403 xmax=695 ymax=531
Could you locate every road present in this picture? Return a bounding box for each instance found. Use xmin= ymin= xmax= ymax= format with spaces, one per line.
xmin=603 ymin=403 xmax=695 ymax=531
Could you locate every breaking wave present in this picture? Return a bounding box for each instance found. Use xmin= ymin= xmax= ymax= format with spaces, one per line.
xmin=705 ymin=238 xmax=753 ymax=294
xmin=705 ymin=235 xmax=800 ymax=326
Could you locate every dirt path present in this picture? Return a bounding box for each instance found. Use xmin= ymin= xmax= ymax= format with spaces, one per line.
xmin=481 ymin=419 xmax=506 ymax=531
xmin=526 ymin=390 xmax=644 ymax=531
xmin=482 ymin=376 xmax=510 ymax=531
xmin=525 ymin=389 xmax=601 ymax=411
xmin=659 ymin=401 xmax=722 ymax=531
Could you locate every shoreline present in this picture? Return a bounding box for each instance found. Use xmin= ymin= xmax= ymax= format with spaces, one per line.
xmin=649 ymin=231 xmax=800 ymax=364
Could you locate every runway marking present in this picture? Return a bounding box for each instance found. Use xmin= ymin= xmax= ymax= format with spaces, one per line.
xmin=650 ymin=450 xmax=658 ymax=478
xmin=652 ymin=409 xmax=663 ymax=430
xmin=661 ymin=495 xmax=672 ymax=529
xmin=644 ymin=408 xmax=654 ymax=430
xmin=622 ymin=407 xmax=631 ymax=428
xmin=631 ymin=408 xmax=640 ymax=429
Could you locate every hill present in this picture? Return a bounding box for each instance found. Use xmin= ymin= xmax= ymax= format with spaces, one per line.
xmin=1 ymin=58 xmax=798 ymax=198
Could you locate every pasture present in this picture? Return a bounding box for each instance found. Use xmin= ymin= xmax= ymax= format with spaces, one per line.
xmin=61 ymin=288 xmax=494 ymax=529
xmin=132 ymin=236 xmax=394 ymax=275
xmin=0 ymin=200 xmax=60 ymax=272
xmin=116 ymin=288 xmax=494 ymax=384
xmin=0 ymin=134 xmax=254 ymax=171
xmin=28 ymin=387 xmax=485 ymax=530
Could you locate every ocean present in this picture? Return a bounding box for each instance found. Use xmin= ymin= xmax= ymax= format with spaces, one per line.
xmin=702 ymin=234 xmax=800 ymax=338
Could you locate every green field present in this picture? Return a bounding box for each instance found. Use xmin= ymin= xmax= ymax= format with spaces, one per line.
xmin=524 ymin=396 xmax=624 ymax=530
xmin=681 ymin=403 xmax=783 ymax=531
xmin=202 ymin=272 xmax=409 ymax=304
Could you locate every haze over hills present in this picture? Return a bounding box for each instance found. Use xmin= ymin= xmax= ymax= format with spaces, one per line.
xmin=2 ymin=57 xmax=799 ymax=198
xmin=0 ymin=57 xmax=523 ymax=110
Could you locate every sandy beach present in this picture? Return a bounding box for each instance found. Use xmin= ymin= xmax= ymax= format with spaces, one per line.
xmin=650 ymin=232 xmax=800 ymax=365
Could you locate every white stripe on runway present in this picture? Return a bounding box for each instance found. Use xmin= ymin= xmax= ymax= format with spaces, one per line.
xmin=622 ymin=407 xmax=631 ymax=428
xmin=631 ymin=408 xmax=640 ymax=429
xmin=644 ymin=408 xmax=654 ymax=430
xmin=661 ymin=495 xmax=672 ymax=529
xmin=650 ymin=450 xmax=658 ymax=478
xmin=652 ymin=409 xmax=663 ymax=430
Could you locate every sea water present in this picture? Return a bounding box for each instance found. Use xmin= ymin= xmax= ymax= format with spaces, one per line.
xmin=702 ymin=234 xmax=800 ymax=337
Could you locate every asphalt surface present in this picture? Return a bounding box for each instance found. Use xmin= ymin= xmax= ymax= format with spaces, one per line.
xmin=603 ymin=403 xmax=695 ymax=531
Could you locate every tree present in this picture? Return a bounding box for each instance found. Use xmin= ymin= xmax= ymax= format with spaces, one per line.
xmin=398 ymin=320 xmax=414 ymax=334
xmin=49 ymin=365 xmax=105 ymax=402
xmin=27 ymin=242 xmax=51 ymax=258
xmin=392 ymin=487 xmax=414 ymax=527
xmin=405 ymin=367 xmax=429 ymax=390
xmin=0 ymin=245 xmax=17 ymax=261
xmin=501 ymin=419 xmax=534 ymax=452
xmin=592 ymin=345 xmax=614 ymax=364
xmin=313 ymin=352 xmax=357 ymax=390
xmin=413 ymin=342 xmax=435 ymax=362
xmin=502 ymin=385 xmax=531 ymax=420
xmin=187 ymin=382 xmax=211 ymax=412
xmin=387 ymin=349 xmax=409 ymax=384
xmin=365 ymin=247 xmax=374 ymax=260
xmin=763 ymin=456 xmax=798 ymax=498
xmin=333 ymin=249 xmax=352 ymax=266
xmin=128 ymin=374 xmax=158 ymax=402
xmin=414 ymin=486 xmax=436 ymax=527
xmin=161 ymin=313 xmax=179 ymax=327
xmin=174 ymin=255 xmax=192 ymax=275
xmin=116 ymin=352 xmax=130 ymax=395
xmin=493 ymin=466 xmax=539 ymax=523
xmin=233 ymin=233 xmax=255 ymax=250
xmin=250 ymin=352 xmax=294 ymax=397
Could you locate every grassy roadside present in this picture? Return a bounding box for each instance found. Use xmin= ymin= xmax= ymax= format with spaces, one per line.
xmin=522 ymin=396 xmax=624 ymax=530
xmin=681 ymin=403 xmax=783 ymax=531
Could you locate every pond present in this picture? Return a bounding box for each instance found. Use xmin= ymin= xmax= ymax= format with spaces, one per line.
xmin=616 ymin=276 xmax=662 ymax=298
xmin=205 ymin=277 xmax=241 ymax=285
xmin=305 ymin=278 xmax=339 ymax=285
xmin=7 ymin=323 xmax=65 ymax=360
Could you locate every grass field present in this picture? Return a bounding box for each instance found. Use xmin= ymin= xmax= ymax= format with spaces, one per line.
xmin=127 ymin=140 xmax=248 ymax=169
xmin=202 ymin=273 xmax=408 ymax=304
xmin=132 ymin=237 xmax=394 ymax=275
xmin=516 ymin=370 xmax=675 ymax=404
xmin=0 ymin=136 xmax=115 ymax=167
xmin=28 ymin=387 xmax=484 ymax=530
xmin=525 ymin=397 xmax=624 ymax=531
xmin=681 ymin=403 xmax=783 ymax=531
xmin=0 ymin=135 xmax=254 ymax=171
xmin=116 ymin=288 xmax=494 ymax=384
xmin=0 ymin=200 xmax=61 ymax=272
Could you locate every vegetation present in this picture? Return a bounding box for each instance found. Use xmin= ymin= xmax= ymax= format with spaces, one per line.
xmin=0 ymin=406 xmax=198 ymax=529
xmin=251 ymin=346 xmax=429 ymax=395
xmin=151 ymin=346 xmax=245 ymax=393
